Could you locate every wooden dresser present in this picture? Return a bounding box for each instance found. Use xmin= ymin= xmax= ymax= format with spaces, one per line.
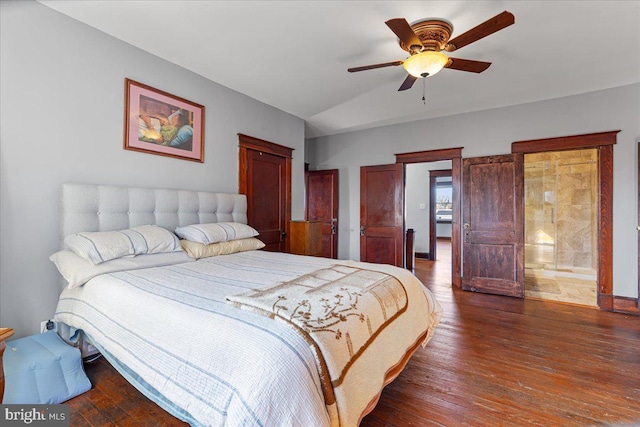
xmin=289 ymin=220 xmax=322 ymax=256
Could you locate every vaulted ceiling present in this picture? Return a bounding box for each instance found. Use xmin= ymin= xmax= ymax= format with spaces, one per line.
xmin=40 ymin=1 xmax=640 ymax=138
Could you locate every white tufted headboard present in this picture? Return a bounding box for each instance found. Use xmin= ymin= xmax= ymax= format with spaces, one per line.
xmin=60 ymin=183 xmax=247 ymax=248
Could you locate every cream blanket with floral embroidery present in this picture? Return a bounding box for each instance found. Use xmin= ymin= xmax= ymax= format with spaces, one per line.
xmin=226 ymin=262 xmax=433 ymax=426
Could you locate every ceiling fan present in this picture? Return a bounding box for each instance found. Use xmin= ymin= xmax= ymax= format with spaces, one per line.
xmin=348 ymin=11 xmax=515 ymax=91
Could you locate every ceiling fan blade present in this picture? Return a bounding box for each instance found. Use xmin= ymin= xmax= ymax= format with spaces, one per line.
xmin=445 ymin=57 xmax=492 ymax=73
xmin=445 ymin=11 xmax=514 ymax=52
xmin=348 ymin=60 xmax=404 ymax=73
xmin=398 ymin=74 xmax=418 ymax=91
xmin=386 ymin=18 xmax=423 ymax=51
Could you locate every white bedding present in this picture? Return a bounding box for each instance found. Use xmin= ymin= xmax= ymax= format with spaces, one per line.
xmin=55 ymin=251 xmax=441 ymax=426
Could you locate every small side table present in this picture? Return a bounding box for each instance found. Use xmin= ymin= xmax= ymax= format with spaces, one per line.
xmin=0 ymin=327 xmax=15 ymax=403
xmin=289 ymin=220 xmax=322 ymax=256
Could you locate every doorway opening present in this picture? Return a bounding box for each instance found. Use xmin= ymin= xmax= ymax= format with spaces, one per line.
xmin=405 ymin=162 xmax=452 ymax=268
xmin=524 ymin=149 xmax=598 ymax=306
xmin=396 ymin=147 xmax=462 ymax=287
xmin=431 ymin=170 xmax=453 ymax=262
xmin=512 ymin=130 xmax=618 ymax=310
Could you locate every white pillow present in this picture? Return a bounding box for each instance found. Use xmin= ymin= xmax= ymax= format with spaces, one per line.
xmin=64 ymin=225 xmax=182 ymax=264
xmin=180 ymin=237 xmax=265 ymax=259
xmin=51 ymin=250 xmax=194 ymax=289
xmin=174 ymin=222 xmax=258 ymax=245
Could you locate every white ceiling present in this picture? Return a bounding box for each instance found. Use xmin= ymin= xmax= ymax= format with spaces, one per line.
xmin=39 ymin=1 xmax=640 ymax=139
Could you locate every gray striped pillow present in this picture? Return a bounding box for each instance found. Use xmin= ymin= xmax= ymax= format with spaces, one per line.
xmin=174 ymin=222 xmax=258 ymax=245
xmin=64 ymin=225 xmax=182 ymax=265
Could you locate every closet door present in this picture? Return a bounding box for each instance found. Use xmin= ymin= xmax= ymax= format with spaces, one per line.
xmin=306 ymin=169 xmax=339 ymax=259
xmin=360 ymin=164 xmax=403 ymax=267
xmin=462 ymin=154 xmax=524 ymax=297
xmin=239 ymin=134 xmax=292 ymax=253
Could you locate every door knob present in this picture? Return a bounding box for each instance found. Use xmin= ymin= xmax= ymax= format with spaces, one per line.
xmin=464 ymin=223 xmax=471 ymax=235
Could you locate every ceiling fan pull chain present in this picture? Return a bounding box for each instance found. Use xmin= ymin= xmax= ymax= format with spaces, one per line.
xmin=422 ymin=77 xmax=426 ymax=104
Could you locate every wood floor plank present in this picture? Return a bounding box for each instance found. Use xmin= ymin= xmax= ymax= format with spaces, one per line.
xmin=65 ymin=242 xmax=640 ymax=426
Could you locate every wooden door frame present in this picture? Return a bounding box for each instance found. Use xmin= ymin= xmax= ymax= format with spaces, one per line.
xmin=396 ymin=148 xmax=463 ymax=287
xmin=238 ymin=133 xmax=293 ymax=253
xmin=428 ymin=169 xmax=453 ymax=262
xmin=512 ymin=130 xmax=619 ymax=311
xmin=638 ymin=142 xmax=640 ymax=314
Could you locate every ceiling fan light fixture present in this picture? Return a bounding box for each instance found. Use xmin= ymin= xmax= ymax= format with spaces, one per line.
xmin=403 ymin=51 xmax=448 ymax=78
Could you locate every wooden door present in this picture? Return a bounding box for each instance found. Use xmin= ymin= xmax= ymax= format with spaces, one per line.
xmin=239 ymin=134 xmax=292 ymax=253
xmin=306 ymin=169 xmax=339 ymax=258
xmin=462 ymin=154 xmax=524 ymax=297
xmin=360 ymin=164 xmax=403 ymax=267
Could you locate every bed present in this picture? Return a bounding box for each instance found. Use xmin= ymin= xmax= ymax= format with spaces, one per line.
xmin=52 ymin=183 xmax=442 ymax=427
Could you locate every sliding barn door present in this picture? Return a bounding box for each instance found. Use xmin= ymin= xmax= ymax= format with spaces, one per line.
xmin=462 ymin=154 xmax=524 ymax=297
xmin=360 ymin=164 xmax=403 ymax=267
xmin=306 ymin=169 xmax=339 ymax=259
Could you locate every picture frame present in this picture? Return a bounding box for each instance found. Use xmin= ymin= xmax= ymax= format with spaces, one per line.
xmin=123 ymin=78 xmax=204 ymax=162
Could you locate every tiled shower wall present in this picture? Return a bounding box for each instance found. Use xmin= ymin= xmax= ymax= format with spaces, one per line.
xmin=524 ymin=149 xmax=598 ymax=272
xmin=524 ymin=149 xmax=598 ymax=305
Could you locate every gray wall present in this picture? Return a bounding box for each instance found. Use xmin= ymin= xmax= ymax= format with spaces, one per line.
xmin=0 ymin=1 xmax=306 ymax=338
xmin=405 ymin=163 xmax=431 ymax=254
xmin=308 ymin=83 xmax=640 ymax=298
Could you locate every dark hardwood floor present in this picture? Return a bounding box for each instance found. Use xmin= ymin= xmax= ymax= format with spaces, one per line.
xmin=68 ymin=242 xmax=640 ymax=426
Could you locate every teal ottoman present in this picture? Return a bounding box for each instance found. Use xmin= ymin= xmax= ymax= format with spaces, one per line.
xmin=2 ymin=331 xmax=91 ymax=404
